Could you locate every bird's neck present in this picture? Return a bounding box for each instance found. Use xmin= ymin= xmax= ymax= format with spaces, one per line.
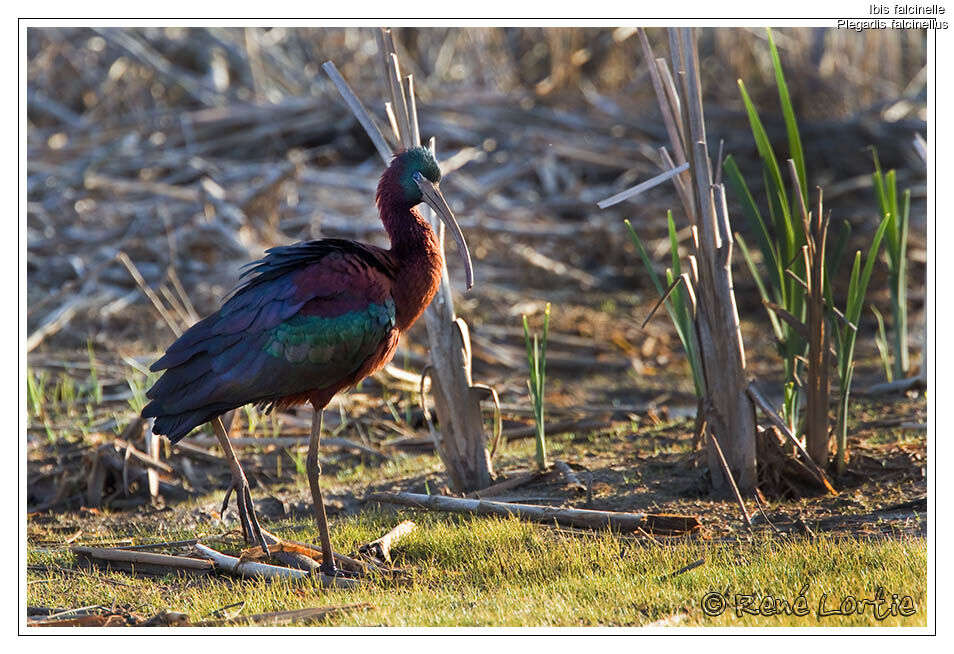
xmin=380 ymin=202 xmax=444 ymax=331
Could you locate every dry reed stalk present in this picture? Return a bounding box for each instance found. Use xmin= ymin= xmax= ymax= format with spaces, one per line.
xmin=192 ymin=543 xmax=360 ymax=588
xmin=792 ymin=165 xmax=833 ymax=466
xmin=358 ymin=519 xmax=416 ymax=564
xmin=376 ymin=28 xmax=495 ymax=492
xmin=322 ymin=32 xmax=494 ymax=493
xmin=71 ymin=546 xmax=213 ymax=575
xmin=193 ymin=604 xmax=370 ymax=627
xmin=624 ymin=28 xmax=758 ymax=492
xmin=369 ymin=491 xmax=701 ymax=535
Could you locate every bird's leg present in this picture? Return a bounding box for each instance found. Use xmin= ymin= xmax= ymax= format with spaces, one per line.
xmin=306 ymin=407 xmax=354 ymax=578
xmin=212 ymin=417 xmax=269 ymax=555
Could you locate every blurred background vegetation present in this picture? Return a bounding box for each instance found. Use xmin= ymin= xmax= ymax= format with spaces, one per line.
xmin=27 ymin=27 xmax=925 ymax=356
xmin=26 ymin=26 xmax=926 ymax=445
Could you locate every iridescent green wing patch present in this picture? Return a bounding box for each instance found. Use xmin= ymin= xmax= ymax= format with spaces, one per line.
xmin=262 ymin=300 xmax=396 ymax=370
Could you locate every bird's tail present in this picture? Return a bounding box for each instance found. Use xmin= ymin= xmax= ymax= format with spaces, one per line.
xmin=141 ymin=402 xmax=215 ymax=444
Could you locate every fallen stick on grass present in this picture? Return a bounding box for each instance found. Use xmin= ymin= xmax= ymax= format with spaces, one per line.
xmin=368 ymin=492 xmax=700 ymax=535
xmin=30 ymin=613 xmax=129 ymax=627
xmin=656 ymin=557 xmax=705 ymax=581
xmin=358 ymin=520 xmax=416 ymax=564
xmin=193 ymin=603 xmax=372 ymax=627
xmin=192 ymin=543 xmax=360 ymax=588
xmin=259 ymin=529 xmax=382 ymax=576
xmin=72 ymin=546 xmax=213 ymax=576
xmin=863 ymin=373 xmax=926 ymax=396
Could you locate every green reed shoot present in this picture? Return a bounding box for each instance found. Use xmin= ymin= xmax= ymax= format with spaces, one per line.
xmin=86 ymin=339 xmax=103 ymax=404
xmin=523 ymin=303 xmax=551 ymax=471
xmin=27 ymin=368 xmax=47 ymax=419
xmin=872 ymin=305 xmax=893 ymax=382
xmin=624 ymin=214 xmax=704 ymax=398
xmin=287 ymin=448 xmax=308 ymax=477
xmin=126 ymin=375 xmax=149 ymax=415
xmin=724 ymin=27 xmax=810 ymax=432
xmin=832 ymin=213 xmax=890 ymax=474
xmin=871 ymin=148 xmax=912 ymax=379
xmin=27 ymin=368 xmax=56 ymax=443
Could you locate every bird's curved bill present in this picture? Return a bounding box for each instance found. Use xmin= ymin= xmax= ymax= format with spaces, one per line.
xmin=415 ymin=174 xmax=474 ymax=290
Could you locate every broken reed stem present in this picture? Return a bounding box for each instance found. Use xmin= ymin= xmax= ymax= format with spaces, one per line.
xmin=259 ymin=529 xmax=382 ymax=576
xmin=323 ymin=33 xmax=494 ymax=493
xmin=320 ymin=61 xmax=391 ymax=164
xmin=72 ymin=546 xmax=214 ymax=572
xmin=707 ymin=433 xmax=752 ymax=530
xmin=791 ymin=159 xmax=832 ymax=467
xmin=464 ymin=470 xmax=545 ymax=499
xmin=167 ymin=266 xmax=199 ymax=323
xmin=369 ymin=491 xmax=701 ymax=535
xmin=386 ymin=53 xmax=412 ymax=147
xmin=747 ymin=382 xmax=837 ymax=494
xmin=194 ymin=604 xmax=370 ymax=627
xmin=373 ymin=27 xmax=494 ymax=493
xmin=117 ymin=251 xmax=183 ymax=337
xmin=553 ymin=460 xmax=586 ymax=492
xmin=358 ymin=520 xmax=416 ymax=563
xmin=405 ymin=74 xmax=420 ymax=147
xmin=597 ymin=162 xmax=689 ymax=209
xmin=192 ymin=543 xmax=360 ymax=588
xmin=629 ymin=27 xmax=757 ymax=492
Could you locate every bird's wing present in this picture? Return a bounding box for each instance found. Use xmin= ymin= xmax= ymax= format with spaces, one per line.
xmin=142 ymin=240 xmax=397 ymax=441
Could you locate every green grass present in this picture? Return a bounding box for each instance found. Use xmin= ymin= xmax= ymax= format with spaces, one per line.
xmin=871 ymin=148 xmax=913 ymax=380
xmin=27 ymin=361 xmax=107 ymax=444
xmin=832 ymin=213 xmax=890 ymax=474
xmin=26 ymin=360 xmax=926 ymax=628
xmin=27 ymin=511 xmax=926 ymax=627
xmin=523 ymin=303 xmax=551 ymax=470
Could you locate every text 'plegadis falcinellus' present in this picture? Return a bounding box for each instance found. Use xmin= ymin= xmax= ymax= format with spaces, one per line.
xmin=141 ymin=146 xmax=473 ymax=576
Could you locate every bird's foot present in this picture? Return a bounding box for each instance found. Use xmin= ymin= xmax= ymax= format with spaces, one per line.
xmin=319 ymin=560 xmax=360 ymax=579
xmin=222 ymin=476 xmax=269 ymax=556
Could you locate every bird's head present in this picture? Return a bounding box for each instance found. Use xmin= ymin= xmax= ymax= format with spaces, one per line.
xmin=394 ymin=146 xmax=442 ymax=203
xmin=382 ymin=146 xmax=473 ymax=290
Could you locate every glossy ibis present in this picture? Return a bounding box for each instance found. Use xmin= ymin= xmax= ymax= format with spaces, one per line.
xmin=141 ymin=146 xmax=473 ymax=576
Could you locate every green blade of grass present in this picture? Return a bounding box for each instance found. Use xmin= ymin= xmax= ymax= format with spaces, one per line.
xmin=736 ymin=234 xmax=784 ymax=342
xmin=767 ymin=28 xmax=807 ymax=201
xmin=624 ymin=219 xmax=667 ymax=298
xmin=846 ymin=212 xmax=891 ymax=325
xmin=723 ymin=156 xmax=782 ymax=292
xmin=871 ymin=305 xmax=893 ymax=382
xmin=844 ymin=251 xmax=862 ymax=334
xmin=825 ymin=219 xmax=852 ymax=290
xmin=625 ymin=219 xmax=704 ymax=398
xmin=885 ymin=169 xmax=899 ymax=251
xmin=667 ymin=211 xmax=682 ymax=278
xmin=739 ymin=79 xmax=795 ymax=260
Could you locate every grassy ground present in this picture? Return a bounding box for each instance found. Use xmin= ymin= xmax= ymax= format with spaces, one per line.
xmin=27 ymin=422 xmax=927 ymax=628
xmin=27 ymin=510 xmax=926 ymax=627
xmin=25 ymin=291 xmax=927 ymax=629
